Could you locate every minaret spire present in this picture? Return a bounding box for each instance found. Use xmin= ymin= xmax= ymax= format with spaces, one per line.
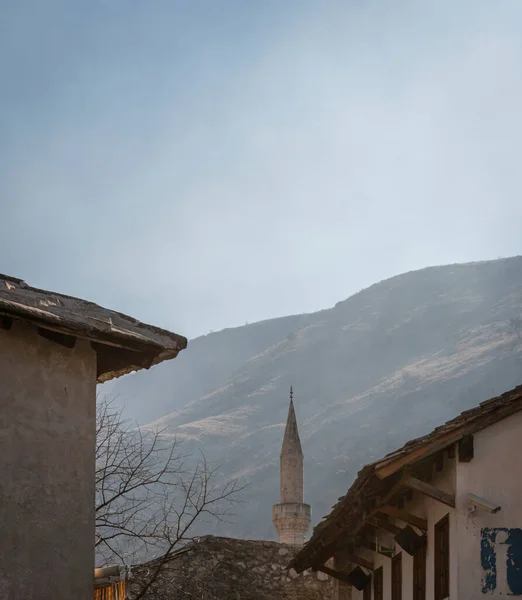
xmin=281 ymin=387 xmax=303 ymax=461
xmin=272 ymin=386 xmax=311 ymax=546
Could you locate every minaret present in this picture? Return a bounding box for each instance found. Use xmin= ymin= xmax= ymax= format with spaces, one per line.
xmin=272 ymin=386 xmax=311 ymax=546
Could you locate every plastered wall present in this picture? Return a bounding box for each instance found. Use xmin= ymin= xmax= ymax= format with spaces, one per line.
xmin=349 ymin=410 xmax=522 ymax=600
xmin=456 ymin=410 xmax=522 ymax=599
xmin=0 ymin=322 xmax=97 ymax=599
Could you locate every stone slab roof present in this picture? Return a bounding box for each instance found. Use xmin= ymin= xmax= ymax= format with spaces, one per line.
xmin=0 ymin=273 xmax=187 ymax=382
xmin=131 ymin=535 xmax=333 ymax=600
xmin=291 ymin=382 xmax=522 ymax=572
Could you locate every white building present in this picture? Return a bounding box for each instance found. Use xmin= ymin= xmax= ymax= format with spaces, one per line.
xmin=291 ymin=384 xmax=522 ymax=600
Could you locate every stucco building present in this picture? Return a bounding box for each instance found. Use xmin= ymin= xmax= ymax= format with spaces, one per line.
xmin=0 ymin=274 xmax=187 ymax=600
xmin=291 ymin=384 xmax=522 ymax=600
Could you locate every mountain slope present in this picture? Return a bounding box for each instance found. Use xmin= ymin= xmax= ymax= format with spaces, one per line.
xmin=105 ymin=257 xmax=522 ymax=540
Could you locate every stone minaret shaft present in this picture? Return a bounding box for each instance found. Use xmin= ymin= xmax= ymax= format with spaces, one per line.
xmin=272 ymin=387 xmax=311 ymax=546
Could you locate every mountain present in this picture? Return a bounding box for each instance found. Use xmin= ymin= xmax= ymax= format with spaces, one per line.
xmin=103 ymin=257 xmax=522 ymax=541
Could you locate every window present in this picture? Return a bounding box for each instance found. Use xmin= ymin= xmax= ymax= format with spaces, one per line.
xmin=363 ymin=575 xmax=372 ymax=600
xmin=413 ymin=543 xmax=426 ymax=600
xmin=392 ymin=553 xmax=402 ymax=600
xmin=435 ymin=515 xmax=450 ymax=600
xmin=373 ymin=566 xmax=383 ymax=600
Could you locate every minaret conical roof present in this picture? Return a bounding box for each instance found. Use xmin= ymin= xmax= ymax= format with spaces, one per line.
xmin=281 ymin=386 xmax=303 ymax=456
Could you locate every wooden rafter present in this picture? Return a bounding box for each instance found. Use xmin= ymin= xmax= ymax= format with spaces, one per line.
xmin=0 ymin=316 xmax=13 ymax=330
xmin=373 ymin=478 xmax=407 ymax=509
xmin=403 ymin=475 xmax=455 ymax=508
xmin=376 ymin=506 xmax=427 ymax=531
xmin=365 ymin=516 xmax=402 ymax=536
xmin=374 ymin=430 xmax=466 ymax=479
xmin=340 ymin=552 xmax=374 ymax=571
xmin=37 ymin=327 xmax=77 ymax=349
xmin=315 ymin=564 xmax=354 ymax=585
xmin=458 ymin=435 xmax=474 ymax=462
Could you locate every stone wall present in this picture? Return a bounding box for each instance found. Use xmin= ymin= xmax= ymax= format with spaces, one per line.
xmin=134 ymin=535 xmax=334 ymax=600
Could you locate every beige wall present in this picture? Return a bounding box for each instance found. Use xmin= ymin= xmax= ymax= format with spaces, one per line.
xmin=351 ymin=411 xmax=522 ymax=600
xmin=456 ymin=410 xmax=522 ymax=599
xmin=0 ymin=322 xmax=97 ymax=600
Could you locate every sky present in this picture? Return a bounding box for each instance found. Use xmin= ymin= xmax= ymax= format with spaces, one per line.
xmin=2 ymin=1 xmax=522 ymax=339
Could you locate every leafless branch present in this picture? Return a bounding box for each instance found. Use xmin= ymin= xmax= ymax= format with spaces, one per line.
xmin=95 ymin=396 xmax=244 ymax=599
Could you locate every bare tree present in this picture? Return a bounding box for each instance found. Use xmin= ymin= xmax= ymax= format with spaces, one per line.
xmin=96 ymin=397 xmax=242 ymax=599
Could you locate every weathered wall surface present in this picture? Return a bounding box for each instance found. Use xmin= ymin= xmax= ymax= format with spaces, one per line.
xmin=136 ymin=536 xmax=334 ymax=599
xmin=456 ymin=410 xmax=522 ymax=599
xmin=350 ymin=412 xmax=522 ymax=600
xmin=0 ymin=322 xmax=97 ymax=600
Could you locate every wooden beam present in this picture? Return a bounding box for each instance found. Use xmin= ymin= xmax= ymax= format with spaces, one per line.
xmin=314 ymin=564 xmax=354 ymax=585
xmin=374 ymin=431 xmax=467 ymax=479
xmin=376 ymin=506 xmax=427 ymax=531
xmin=374 ymin=478 xmax=407 ymax=508
xmin=458 ymin=435 xmax=474 ymax=462
xmin=342 ymin=552 xmax=374 ymax=572
xmin=92 ymin=342 xmax=157 ymax=380
xmin=403 ymin=475 xmax=455 ymax=508
xmin=435 ymin=452 xmax=444 ymax=472
xmin=366 ymin=516 xmax=402 ymax=536
xmin=37 ymin=327 xmax=76 ymax=349
xmin=0 ymin=316 xmax=13 ymax=330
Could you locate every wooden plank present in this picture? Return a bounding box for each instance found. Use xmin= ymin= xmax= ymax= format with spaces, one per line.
xmin=403 ymin=476 xmax=455 ymax=508
xmin=377 ymin=506 xmax=427 ymax=531
xmin=366 ymin=516 xmax=402 ymax=537
xmin=315 ymin=564 xmax=353 ymax=585
xmin=375 ymin=478 xmax=407 ymax=508
xmin=374 ymin=431 xmax=467 ymax=479
xmin=37 ymin=327 xmax=77 ymax=349
xmin=343 ymin=552 xmax=374 ymax=571
xmin=435 ymin=452 xmax=444 ymax=472
xmin=0 ymin=316 xmax=13 ymax=330
xmin=458 ymin=435 xmax=474 ymax=462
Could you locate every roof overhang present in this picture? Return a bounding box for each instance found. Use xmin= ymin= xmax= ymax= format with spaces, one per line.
xmin=290 ymin=384 xmax=522 ymax=573
xmin=0 ymin=274 xmax=187 ymax=382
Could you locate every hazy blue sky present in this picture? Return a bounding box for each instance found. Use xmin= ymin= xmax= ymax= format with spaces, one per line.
xmin=2 ymin=1 xmax=522 ymax=338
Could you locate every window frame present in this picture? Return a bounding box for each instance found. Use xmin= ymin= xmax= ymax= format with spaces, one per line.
xmin=373 ymin=566 xmax=383 ymax=600
xmin=413 ymin=542 xmax=427 ymax=600
xmin=434 ymin=514 xmax=450 ymax=600
xmin=392 ymin=552 xmax=402 ymax=600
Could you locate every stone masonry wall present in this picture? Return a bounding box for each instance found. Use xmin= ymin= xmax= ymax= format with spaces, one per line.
xmin=135 ymin=535 xmax=334 ymax=600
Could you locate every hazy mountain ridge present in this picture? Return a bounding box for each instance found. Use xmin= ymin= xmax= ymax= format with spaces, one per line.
xmin=105 ymin=257 xmax=522 ymax=540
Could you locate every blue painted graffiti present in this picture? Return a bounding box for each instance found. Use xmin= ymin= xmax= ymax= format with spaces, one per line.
xmin=481 ymin=528 xmax=522 ymax=595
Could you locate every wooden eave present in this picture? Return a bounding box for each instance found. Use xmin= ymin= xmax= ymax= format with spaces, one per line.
xmin=289 ymin=384 xmax=522 ymax=574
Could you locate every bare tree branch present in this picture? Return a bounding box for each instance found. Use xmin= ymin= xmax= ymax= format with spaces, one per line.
xmin=95 ymin=396 xmax=244 ymax=599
